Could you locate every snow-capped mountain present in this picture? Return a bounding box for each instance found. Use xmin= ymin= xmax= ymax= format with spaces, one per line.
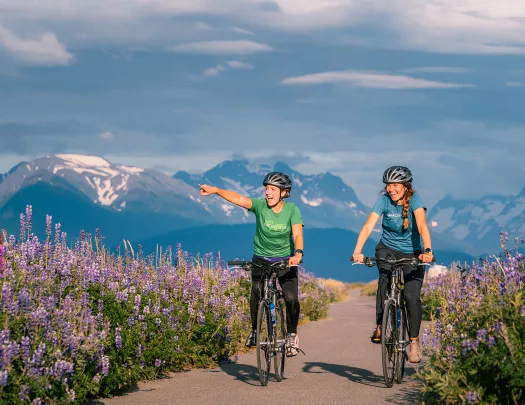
xmin=174 ymin=160 xmax=370 ymax=231
xmin=0 ymin=155 xmax=371 ymax=239
xmin=0 ymin=154 xmax=214 ymax=222
xmin=428 ymin=188 xmax=525 ymax=254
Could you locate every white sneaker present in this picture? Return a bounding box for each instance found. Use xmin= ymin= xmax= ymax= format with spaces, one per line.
xmin=286 ymin=333 xmax=299 ymax=357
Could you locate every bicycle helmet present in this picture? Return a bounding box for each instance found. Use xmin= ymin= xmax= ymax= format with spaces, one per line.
xmin=263 ymin=171 xmax=292 ymax=198
xmin=383 ymin=166 xmax=413 ymax=184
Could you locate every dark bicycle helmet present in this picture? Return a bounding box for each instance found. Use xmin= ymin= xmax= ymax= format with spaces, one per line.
xmin=383 ymin=166 xmax=413 ymax=184
xmin=263 ymin=171 xmax=292 ymax=198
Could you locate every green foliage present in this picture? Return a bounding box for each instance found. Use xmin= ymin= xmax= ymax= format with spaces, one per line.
xmin=419 ymin=245 xmax=525 ymax=405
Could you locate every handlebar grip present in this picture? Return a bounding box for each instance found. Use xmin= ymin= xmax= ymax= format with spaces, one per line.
xmin=227 ymin=261 xmax=250 ymax=266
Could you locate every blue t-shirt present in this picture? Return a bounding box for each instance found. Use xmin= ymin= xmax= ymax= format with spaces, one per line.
xmin=371 ymin=193 xmax=426 ymax=254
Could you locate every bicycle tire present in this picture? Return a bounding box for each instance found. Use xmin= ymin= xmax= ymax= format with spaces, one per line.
xmin=395 ymin=305 xmax=408 ymax=384
xmin=381 ymin=300 xmax=396 ymax=388
xmin=274 ymin=298 xmax=286 ymax=382
xmin=256 ymin=301 xmax=271 ymax=386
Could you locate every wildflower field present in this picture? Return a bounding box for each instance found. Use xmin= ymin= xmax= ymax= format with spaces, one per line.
xmin=419 ymin=232 xmax=525 ymax=405
xmin=0 ymin=207 xmax=348 ymax=404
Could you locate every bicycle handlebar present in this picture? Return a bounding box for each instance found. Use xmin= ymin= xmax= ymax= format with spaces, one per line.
xmin=350 ymin=256 xmax=435 ymax=268
xmin=227 ymin=260 xmax=251 ymax=266
xmin=227 ymin=259 xmax=293 ymax=271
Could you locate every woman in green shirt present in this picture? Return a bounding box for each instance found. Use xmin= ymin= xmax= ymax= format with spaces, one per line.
xmin=199 ymin=172 xmax=304 ymax=357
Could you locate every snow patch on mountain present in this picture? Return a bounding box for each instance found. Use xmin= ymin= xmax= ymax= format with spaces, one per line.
xmin=93 ymin=178 xmax=118 ymax=205
xmin=221 ymin=177 xmax=258 ymax=196
xmin=51 ymin=154 xmax=143 ymax=206
xmin=56 ymin=154 xmax=112 ymax=168
xmin=292 ymin=174 xmax=303 ymax=187
xmin=301 ymin=191 xmax=323 ymax=207
xmin=119 ymin=166 xmax=144 ymax=174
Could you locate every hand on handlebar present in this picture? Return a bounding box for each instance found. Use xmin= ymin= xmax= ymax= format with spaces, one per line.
xmin=288 ymin=254 xmax=302 ymax=267
xmin=418 ymin=252 xmax=434 ymax=263
xmin=352 ymin=253 xmax=364 ymax=263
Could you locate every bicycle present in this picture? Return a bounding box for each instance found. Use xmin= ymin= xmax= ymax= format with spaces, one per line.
xmin=351 ymin=255 xmax=434 ymax=387
xmin=227 ymin=259 xmax=288 ymax=386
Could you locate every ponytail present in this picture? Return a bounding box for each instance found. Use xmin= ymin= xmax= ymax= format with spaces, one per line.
xmin=401 ymin=183 xmax=414 ymax=230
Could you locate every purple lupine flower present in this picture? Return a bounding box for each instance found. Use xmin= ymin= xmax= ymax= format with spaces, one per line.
xmin=466 ymin=391 xmax=478 ymax=404
xmin=476 ymin=328 xmax=487 ymax=342
xmin=21 ymin=336 xmax=31 ymax=360
xmin=45 ymin=215 xmax=52 ymax=238
xmin=115 ymin=328 xmax=122 ymax=349
xmin=100 ymin=355 xmax=110 ymax=376
xmin=19 ymin=385 xmax=30 ymax=401
xmin=31 ymin=343 xmax=46 ymax=367
xmin=25 ymin=205 xmax=33 ymax=238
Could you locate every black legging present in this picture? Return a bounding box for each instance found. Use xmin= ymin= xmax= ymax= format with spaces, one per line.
xmin=375 ymin=241 xmax=425 ymax=339
xmin=250 ymin=265 xmax=300 ymax=334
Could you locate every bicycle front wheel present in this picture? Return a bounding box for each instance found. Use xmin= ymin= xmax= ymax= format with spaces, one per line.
xmin=273 ymin=298 xmax=286 ymax=382
xmin=395 ymin=306 xmax=408 ymax=384
xmin=256 ymin=301 xmax=271 ymax=386
xmin=381 ymin=300 xmax=396 ymax=388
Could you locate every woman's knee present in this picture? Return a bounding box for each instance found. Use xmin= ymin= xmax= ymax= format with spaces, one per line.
xmin=282 ymin=289 xmax=298 ymax=305
xmin=404 ymin=291 xmax=421 ymax=308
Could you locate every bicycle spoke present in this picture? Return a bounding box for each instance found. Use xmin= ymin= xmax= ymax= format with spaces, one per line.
xmin=381 ymin=301 xmax=396 ymax=388
xmin=256 ymin=301 xmax=271 ymax=386
xmin=274 ymin=298 xmax=286 ymax=382
xmin=395 ymin=305 xmax=408 ymax=383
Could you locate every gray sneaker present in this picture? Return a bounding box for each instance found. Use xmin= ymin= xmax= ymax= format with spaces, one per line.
xmin=286 ymin=333 xmax=299 ymax=357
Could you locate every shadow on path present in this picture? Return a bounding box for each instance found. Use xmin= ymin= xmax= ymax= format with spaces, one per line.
xmin=81 ymin=372 xmax=176 ymax=404
xmin=303 ymin=362 xmax=417 ymax=389
xmin=302 ymin=362 xmax=386 ymax=388
xmin=218 ymin=362 xmax=271 ymax=387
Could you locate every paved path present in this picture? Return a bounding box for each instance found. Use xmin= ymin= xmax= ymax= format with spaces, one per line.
xmin=90 ymin=291 xmax=424 ymax=405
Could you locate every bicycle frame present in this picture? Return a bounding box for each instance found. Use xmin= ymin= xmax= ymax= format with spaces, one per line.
xmin=351 ymin=255 xmax=434 ymax=387
xmin=227 ymin=259 xmax=288 ymax=385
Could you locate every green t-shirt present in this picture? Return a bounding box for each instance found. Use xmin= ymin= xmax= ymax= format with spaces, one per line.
xmin=248 ymin=198 xmax=304 ymax=257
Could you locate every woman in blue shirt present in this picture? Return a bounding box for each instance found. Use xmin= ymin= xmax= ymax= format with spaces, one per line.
xmin=352 ymin=166 xmax=434 ymax=363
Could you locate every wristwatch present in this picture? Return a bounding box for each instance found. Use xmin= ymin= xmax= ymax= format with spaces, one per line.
xmin=424 ymin=248 xmax=433 ymax=254
xmin=295 ymin=249 xmax=304 ymax=256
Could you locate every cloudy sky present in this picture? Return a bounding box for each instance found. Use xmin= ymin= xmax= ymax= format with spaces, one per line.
xmin=1 ymin=0 xmax=525 ymax=207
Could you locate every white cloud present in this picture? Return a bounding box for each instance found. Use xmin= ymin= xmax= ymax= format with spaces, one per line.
xmin=230 ymin=27 xmax=255 ymax=35
xmin=280 ymin=70 xmax=474 ymax=89
xmin=401 ymin=67 xmax=471 ymax=74
xmin=100 ymin=131 xmax=115 ymax=141
xmin=203 ymin=64 xmax=227 ymax=77
xmin=1 ymin=1 xmax=525 ymax=55
xmin=227 ymin=60 xmax=254 ymax=69
xmin=0 ymin=25 xmax=73 ymax=66
xmin=201 ymin=60 xmax=254 ymax=78
xmin=505 ymin=81 xmax=525 ymax=87
xmin=169 ymin=40 xmax=272 ymax=55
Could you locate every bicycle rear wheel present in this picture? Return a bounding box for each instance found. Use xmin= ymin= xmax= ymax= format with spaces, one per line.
xmin=395 ymin=306 xmax=408 ymax=384
xmin=274 ymin=298 xmax=286 ymax=382
xmin=256 ymin=301 xmax=271 ymax=386
xmin=381 ymin=300 xmax=396 ymax=388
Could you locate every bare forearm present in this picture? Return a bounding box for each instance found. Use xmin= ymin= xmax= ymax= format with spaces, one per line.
xmin=216 ymin=188 xmax=244 ymax=206
xmin=420 ymin=225 xmax=432 ymax=250
xmin=293 ymin=233 xmax=304 ymax=251
xmin=353 ymin=226 xmax=373 ymax=254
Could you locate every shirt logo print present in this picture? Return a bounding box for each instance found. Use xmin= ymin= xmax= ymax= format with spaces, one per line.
xmin=264 ymin=220 xmax=287 ymax=231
